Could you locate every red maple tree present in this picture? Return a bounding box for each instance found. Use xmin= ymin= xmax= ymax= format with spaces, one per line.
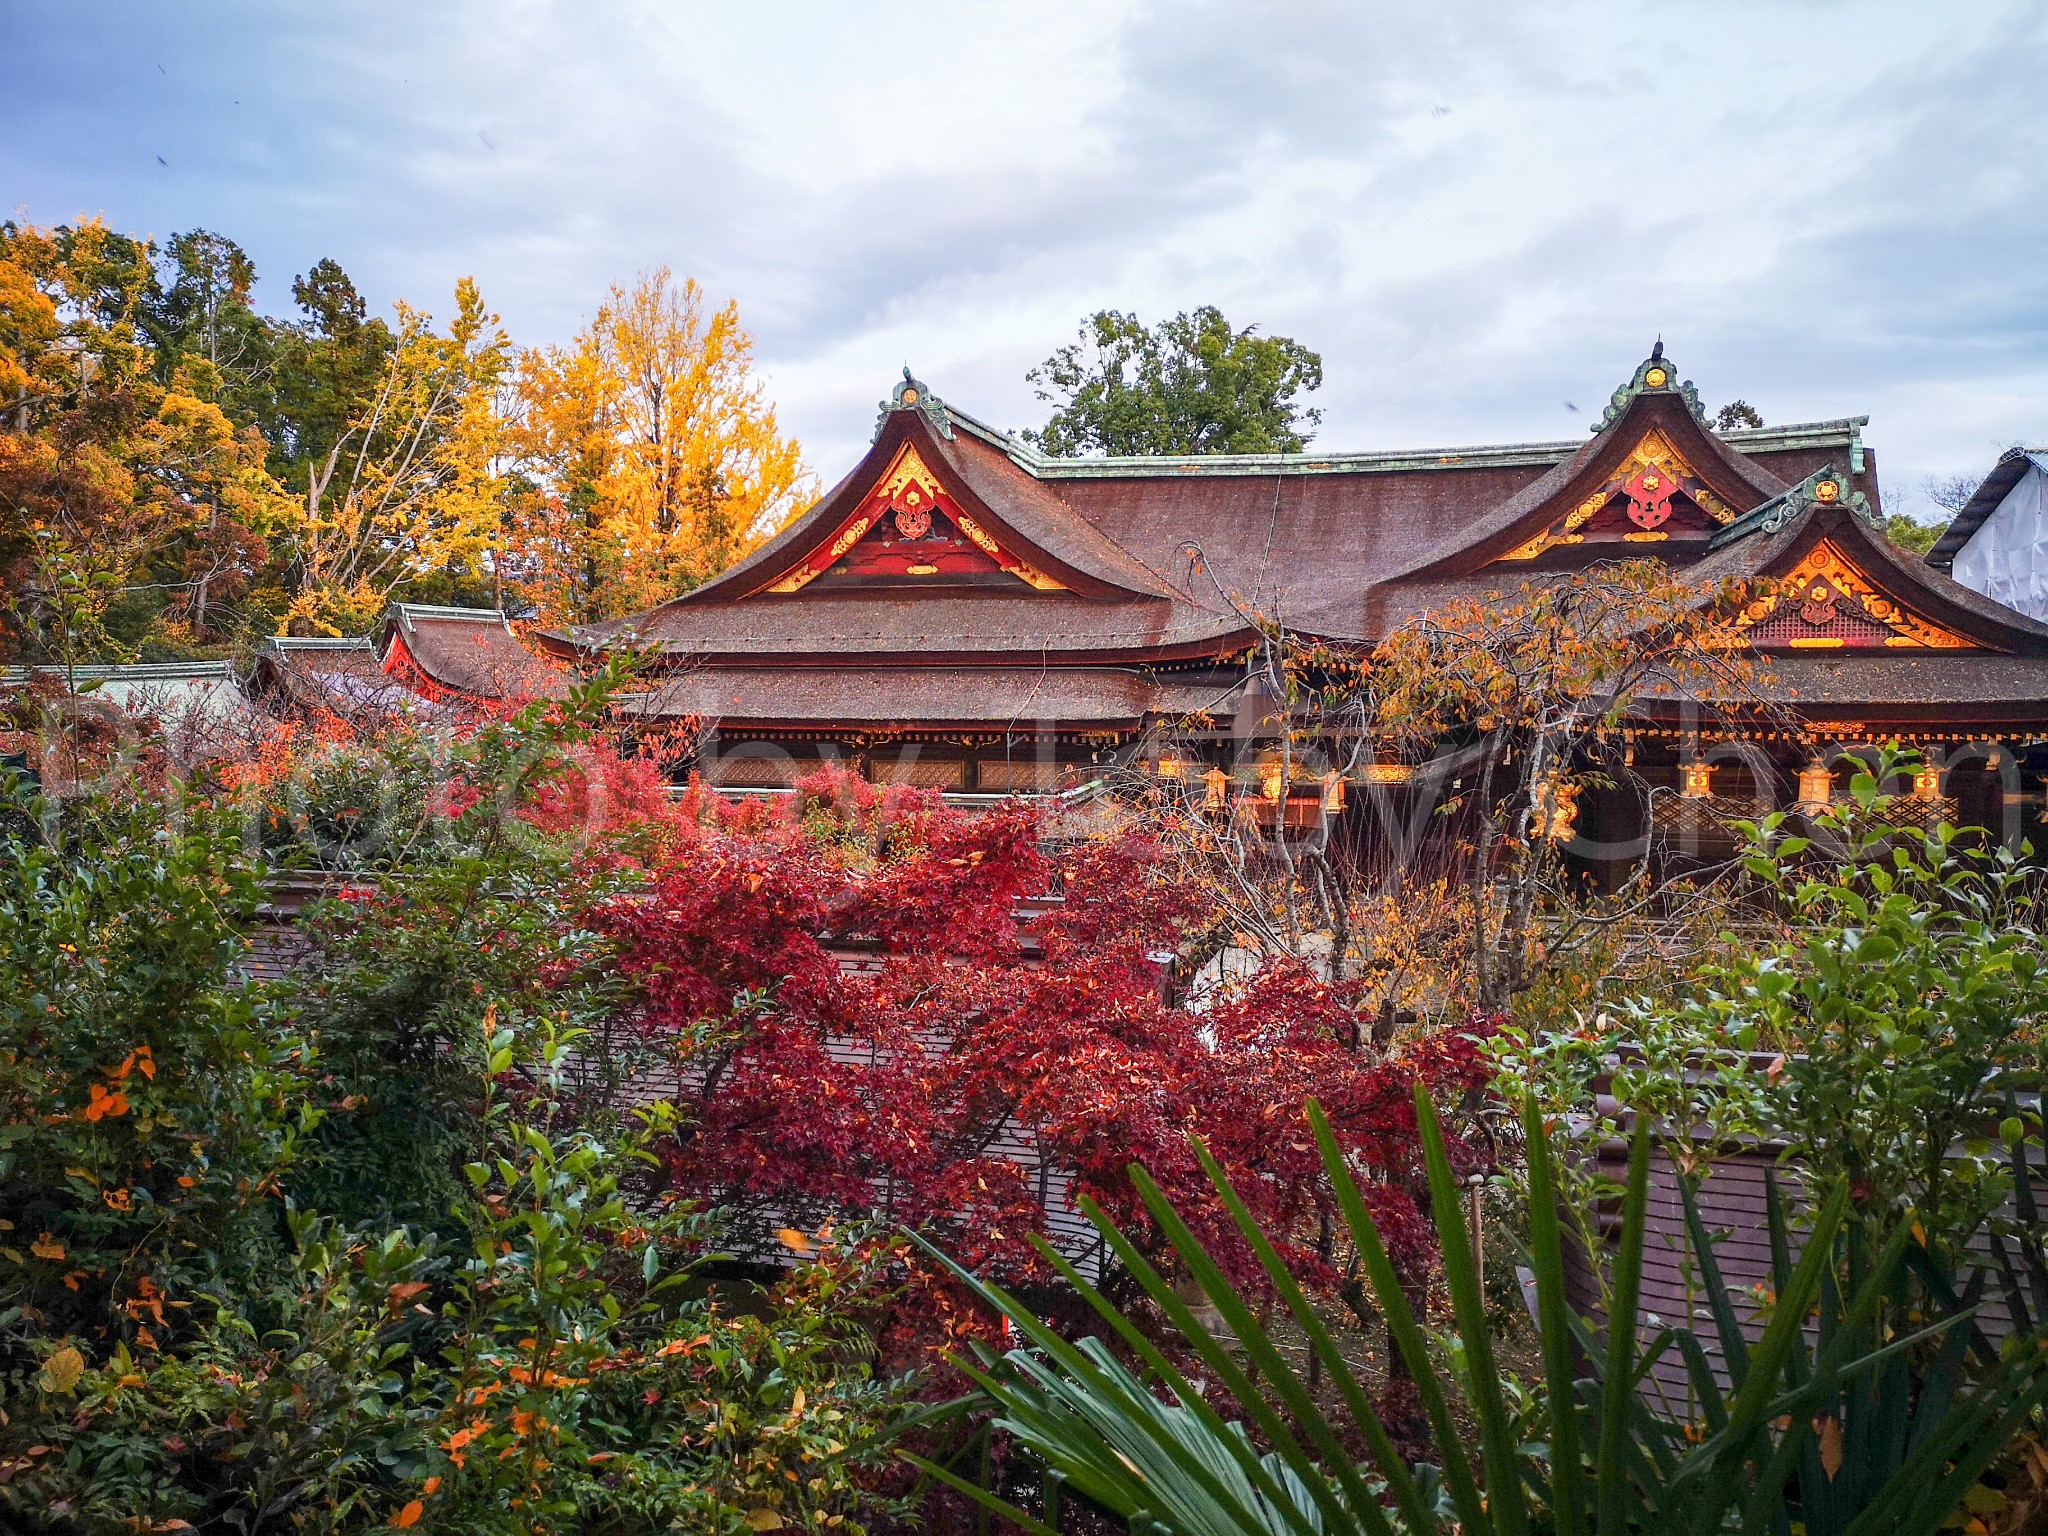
xmin=590 ymin=767 xmax=1496 ymax=1354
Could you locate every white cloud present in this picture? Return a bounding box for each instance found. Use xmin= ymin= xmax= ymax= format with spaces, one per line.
xmin=3 ymin=0 xmax=2042 ymax=517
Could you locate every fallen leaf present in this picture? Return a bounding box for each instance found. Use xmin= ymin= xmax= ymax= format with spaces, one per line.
xmin=39 ymin=1346 xmax=85 ymax=1394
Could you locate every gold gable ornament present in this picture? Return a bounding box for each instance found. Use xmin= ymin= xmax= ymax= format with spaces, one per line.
xmin=761 ymin=441 xmax=1068 ymax=595
xmin=1723 ymin=539 xmax=1973 ymax=650
xmin=1497 ymin=426 xmax=1735 ymax=562
xmin=876 ymin=443 xmax=943 ymax=506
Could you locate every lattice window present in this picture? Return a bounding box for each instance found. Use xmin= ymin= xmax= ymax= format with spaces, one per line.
xmin=705 ymin=753 xmax=811 ymax=788
xmin=872 ymin=756 xmax=967 ymax=789
xmin=976 ymin=758 xmax=1068 ymax=792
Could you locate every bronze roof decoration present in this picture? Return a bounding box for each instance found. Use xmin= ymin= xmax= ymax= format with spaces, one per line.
xmin=1591 ymin=339 xmax=1708 ymax=433
xmin=874 ymin=366 xmax=956 ymax=442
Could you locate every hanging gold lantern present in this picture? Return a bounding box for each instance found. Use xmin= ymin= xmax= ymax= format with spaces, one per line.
xmin=1260 ymin=765 xmax=1284 ymax=802
xmin=1544 ymin=781 xmax=1581 ymax=842
xmin=1156 ymin=751 xmax=1186 ymax=780
xmin=1202 ymin=766 xmax=1229 ymax=812
xmin=1532 ymin=776 xmax=1580 ymax=841
xmin=1681 ymin=759 xmax=1712 ymax=799
xmin=1912 ymin=762 xmax=1941 ymax=800
xmin=1797 ymin=760 xmax=1832 ymax=811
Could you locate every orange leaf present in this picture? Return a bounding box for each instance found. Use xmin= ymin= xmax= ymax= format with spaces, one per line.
xmin=1816 ymin=1415 xmax=1843 ymax=1481
xmin=386 ymin=1281 xmax=431 ymax=1312
xmin=422 ymin=1476 xmax=442 ymax=1497
xmin=393 ymin=1499 xmax=425 ymax=1528
xmin=30 ymin=1233 xmax=64 ymax=1261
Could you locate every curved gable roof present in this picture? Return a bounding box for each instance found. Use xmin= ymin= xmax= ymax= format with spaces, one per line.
xmin=1386 ymin=354 xmax=1798 ymax=581
xmin=675 ymin=405 xmax=1176 ymax=605
xmin=1689 ymin=475 xmax=2048 ymax=656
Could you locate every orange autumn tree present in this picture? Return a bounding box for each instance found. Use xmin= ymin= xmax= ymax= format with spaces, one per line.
xmin=1121 ymin=560 xmax=1769 ymax=1019
xmin=1362 ymin=559 xmax=1768 ymax=1009
xmin=0 ymin=219 xmax=295 ymax=662
xmin=504 ymin=268 xmax=812 ymax=624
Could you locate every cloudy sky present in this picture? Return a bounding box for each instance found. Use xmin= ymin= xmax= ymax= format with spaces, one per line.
xmin=6 ymin=1 xmax=2045 ymax=517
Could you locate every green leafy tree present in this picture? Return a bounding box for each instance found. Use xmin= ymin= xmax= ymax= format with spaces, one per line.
xmin=1025 ymin=306 xmax=1323 ymax=456
xmin=260 ymin=260 xmax=398 ymax=507
xmin=140 ymin=231 xmax=273 ymax=421
xmin=0 ymin=679 xmax=916 ymax=1533
xmin=0 ymin=220 xmax=296 ymax=658
xmin=1884 ymin=513 xmax=1942 ymax=556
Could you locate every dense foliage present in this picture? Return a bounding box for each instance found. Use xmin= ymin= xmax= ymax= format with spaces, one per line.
xmin=0 ymin=218 xmax=807 ymax=659
xmin=588 ymin=768 xmax=1494 ymax=1355
xmin=0 ymin=704 xmax=910 ymax=1533
xmin=1024 ymin=306 xmax=1324 ymax=456
xmin=938 ymin=1088 xmax=2048 ymax=1536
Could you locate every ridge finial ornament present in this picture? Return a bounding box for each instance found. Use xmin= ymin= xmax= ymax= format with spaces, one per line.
xmin=874 ymin=367 xmax=956 ymax=442
xmin=1592 ymin=343 xmax=1707 ymax=433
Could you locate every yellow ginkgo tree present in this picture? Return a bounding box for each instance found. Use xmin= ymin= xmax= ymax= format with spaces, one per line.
xmin=504 ymin=267 xmax=811 ymax=624
xmin=284 ymin=278 xmax=511 ymax=635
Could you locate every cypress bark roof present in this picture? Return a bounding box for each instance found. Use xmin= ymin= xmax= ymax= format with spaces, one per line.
xmin=547 ymin=353 xmax=2048 ymax=729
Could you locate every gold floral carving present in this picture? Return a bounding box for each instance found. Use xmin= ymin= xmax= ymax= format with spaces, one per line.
xmin=1726 ymin=539 xmax=1973 ymax=649
xmin=953 ymin=513 xmax=1067 ymax=590
xmin=1496 ymin=428 xmax=1730 ymax=563
xmin=764 ymin=514 xmax=875 ymax=593
xmin=1562 ymin=492 xmax=1607 ymax=534
xmin=876 ymin=444 xmax=942 ymax=504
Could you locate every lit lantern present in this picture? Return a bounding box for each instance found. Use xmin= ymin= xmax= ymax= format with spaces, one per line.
xmin=1539 ymin=781 xmax=1581 ymax=842
xmin=1202 ymin=766 xmax=1229 ymax=812
xmin=1156 ymin=751 xmax=1186 ymax=780
xmin=1260 ymin=765 xmax=1284 ymax=802
xmin=1912 ymin=762 xmax=1941 ymax=800
xmin=1322 ymin=771 xmax=1347 ymax=813
xmin=1797 ymin=760 xmax=1833 ymax=812
xmin=1681 ymin=759 xmax=1712 ymax=799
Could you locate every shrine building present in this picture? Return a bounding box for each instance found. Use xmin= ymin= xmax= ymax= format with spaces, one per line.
xmin=541 ymin=347 xmax=2048 ymax=857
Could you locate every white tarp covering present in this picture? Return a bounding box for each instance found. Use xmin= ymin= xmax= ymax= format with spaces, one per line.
xmin=1953 ymin=455 xmax=2048 ymax=621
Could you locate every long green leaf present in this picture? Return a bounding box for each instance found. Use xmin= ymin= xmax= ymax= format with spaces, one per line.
xmin=1678 ymin=1173 xmax=1749 ymax=1396
xmin=1414 ymin=1084 xmax=1528 ymax=1536
xmin=912 ymin=1231 xmax=1313 ymax=1536
xmin=1306 ymin=1099 xmax=1491 ymax=1535
xmin=899 ymin=1451 xmax=1061 ymax=1536
xmin=1595 ymin=1116 xmax=1653 ymax=1536
xmin=1189 ymin=1131 xmax=1434 ymax=1536
xmin=1109 ymin=1171 xmax=1370 ymax=1536
xmin=1520 ymin=1090 xmax=1587 ymax=1536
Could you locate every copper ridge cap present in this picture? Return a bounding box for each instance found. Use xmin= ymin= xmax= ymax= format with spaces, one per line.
xmin=943 ymin=402 xmax=1870 ymax=480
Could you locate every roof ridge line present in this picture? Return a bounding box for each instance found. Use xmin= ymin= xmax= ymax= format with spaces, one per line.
xmin=982 ymin=418 xmax=1868 ymax=480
